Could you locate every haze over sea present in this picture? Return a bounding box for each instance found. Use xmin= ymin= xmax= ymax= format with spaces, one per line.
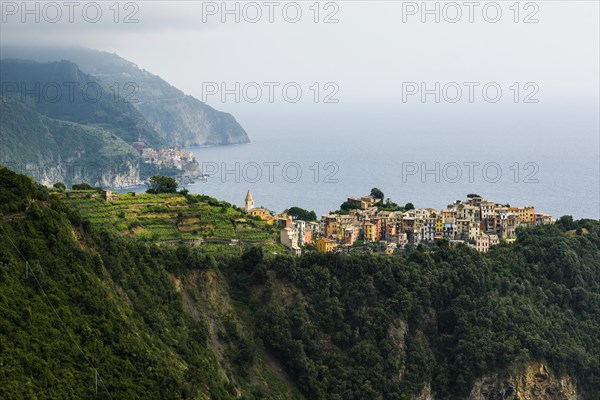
xmin=185 ymin=102 xmax=600 ymax=220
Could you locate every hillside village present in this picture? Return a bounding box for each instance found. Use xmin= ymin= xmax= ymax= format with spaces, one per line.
xmin=137 ymin=144 xmax=195 ymax=171
xmin=132 ymin=142 xmax=202 ymax=184
xmin=62 ymin=185 xmax=554 ymax=256
xmin=243 ymin=190 xmax=554 ymax=255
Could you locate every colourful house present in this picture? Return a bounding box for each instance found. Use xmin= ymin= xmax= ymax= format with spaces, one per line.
xmin=363 ymin=222 xmax=377 ymax=242
xmin=316 ymin=238 xmax=336 ymax=253
xmin=248 ymin=208 xmax=272 ymax=221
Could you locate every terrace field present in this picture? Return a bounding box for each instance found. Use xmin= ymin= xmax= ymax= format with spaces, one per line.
xmin=61 ymin=191 xmax=280 ymax=249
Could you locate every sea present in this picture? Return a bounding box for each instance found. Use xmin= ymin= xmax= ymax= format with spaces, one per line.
xmin=184 ymin=140 xmax=599 ymax=220
xmin=180 ymin=101 xmax=599 ymax=220
xmin=129 ymin=102 xmax=600 ymax=220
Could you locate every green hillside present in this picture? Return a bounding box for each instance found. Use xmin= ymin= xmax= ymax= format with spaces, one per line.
xmin=249 ymin=224 xmax=600 ymax=398
xmin=0 ymin=58 xmax=214 ymax=188
xmin=1 ymin=166 xmax=599 ymax=399
xmin=1 ymin=46 xmax=250 ymax=147
xmin=0 ymin=166 xmax=301 ymax=400
xmin=0 ymin=59 xmax=165 ymax=148
xmin=0 ymin=97 xmax=142 ymax=187
xmin=61 ymin=190 xmax=279 ymax=247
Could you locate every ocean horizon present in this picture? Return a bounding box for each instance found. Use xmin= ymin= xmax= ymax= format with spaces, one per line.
xmin=181 ymin=132 xmax=599 ymax=220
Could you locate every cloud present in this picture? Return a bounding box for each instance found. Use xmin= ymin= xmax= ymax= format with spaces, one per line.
xmin=0 ymin=1 xmax=220 ymax=47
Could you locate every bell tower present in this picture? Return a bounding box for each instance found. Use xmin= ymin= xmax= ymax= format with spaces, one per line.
xmin=245 ymin=190 xmax=254 ymax=212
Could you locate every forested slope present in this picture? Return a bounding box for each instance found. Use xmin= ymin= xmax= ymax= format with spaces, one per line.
xmin=239 ymin=221 xmax=600 ymax=399
xmin=0 ymin=166 xmax=298 ymax=399
xmin=1 ymin=166 xmax=599 ymax=399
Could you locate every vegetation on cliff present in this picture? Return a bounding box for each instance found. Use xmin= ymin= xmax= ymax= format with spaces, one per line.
xmin=1 ymin=46 xmax=250 ymax=147
xmin=0 ymin=59 xmax=165 ymax=148
xmin=0 ymin=50 xmax=249 ymax=188
xmin=1 ymin=166 xmax=599 ymax=399
xmin=239 ymin=217 xmax=599 ymax=398
xmin=0 ymin=96 xmax=142 ymax=187
xmin=0 ymin=166 xmax=294 ymax=399
xmin=61 ymin=189 xmax=279 ymax=245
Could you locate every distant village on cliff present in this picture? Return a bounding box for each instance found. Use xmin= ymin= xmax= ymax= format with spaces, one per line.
xmin=242 ymin=189 xmax=554 ymax=256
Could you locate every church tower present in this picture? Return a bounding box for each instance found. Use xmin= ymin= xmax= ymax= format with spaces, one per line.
xmin=244 ymin=190 xmax=254 ymax=212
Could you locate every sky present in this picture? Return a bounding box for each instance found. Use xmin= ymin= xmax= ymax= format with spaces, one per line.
xmin=1 ymin=1 xmax=598 ymax=132
xmin=2 ymin=1 xmax=598 ymax=137
xmin=2 ymin=2 xmax=598 ymax=98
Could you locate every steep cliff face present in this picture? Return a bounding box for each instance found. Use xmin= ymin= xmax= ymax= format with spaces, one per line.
xmin=137 ymin=94 xmax=250 ymax=147
xmin=2 ymin=168 xmax=599 ymax=399
xmin=468 ymin=363 xmax=578 ymax=400
xmin=0 ymin=97 xmax=144 ymax=188
xmin=168 ymin=268 xmax=303 ymax=399
xmin=412 ymin=362 xmax=579 ymax=400
xmin=415 ymin=383 xmax=433 ymax=400
xmin=26 ymin=159 xmax=143 ymax=189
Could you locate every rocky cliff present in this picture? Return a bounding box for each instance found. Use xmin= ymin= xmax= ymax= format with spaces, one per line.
xmin=469 ymin=362 xmax=578 ymax=400
xmin=0 ymin=96 xmax=144 ymax=188
xmin=411 ymin=363 xmax=581 ymax=400
xmin=0 ymin=59 xmax=209 ymax=188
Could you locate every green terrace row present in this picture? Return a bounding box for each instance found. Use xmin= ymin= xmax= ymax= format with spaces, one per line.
xmin=61 ymin=190 xmax=278 ymax=244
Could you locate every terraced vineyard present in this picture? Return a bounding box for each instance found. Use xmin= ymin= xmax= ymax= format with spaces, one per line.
xmin=61 ymin=191 xmax=278 ymax=246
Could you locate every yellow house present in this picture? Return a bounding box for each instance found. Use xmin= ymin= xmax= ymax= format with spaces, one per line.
xmin=326 ymin=220 xmax=338 ymax=238
xmin=244 ymin=190 xmax=273 ymax=221
xmin=347 ymin=196 xmax=380 ymax=210
xmin=509 ymin=206 xmax=535 ymax=225
xmin=363 ymin=222 xmax=377 ymax=242
xmin=520 ymin=207 xmax=535 ymax=224
xmin=441 ymin=209 xmax=455 ymax=220
xmin=435 ymin=216 xmax=443 ymax=233
xmin=248 ymin=207 xmax=272 ymax=221
xmin=316 ymin=238 xmax=336 ymax=253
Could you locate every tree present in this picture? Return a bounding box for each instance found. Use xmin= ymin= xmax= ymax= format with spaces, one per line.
xmin=370 ymin=188 xmax=384 ymax=201
xmin=287 ymin=207 xmax=317 ymax=221
xmin=72 ymin=182 xmax=94 ymax=190
xmin=71 ymin=183 xmax=102 ymax=193
xmin=339 ymin=200 xmax=355 ymax=212
xmin=53 ymin=182 xmax=66 ymax=191
xmin=467 ymin=193 xmax=482 ymax=199
xmin=377 ymin=198 xmax=402 ymax=211
xmin=176 ymin=211 xmax=184 ymax=227
xmin=557 ymin=215 xmax=575 ymax=231
xmin=146 ymin=176 xmax=178 ymax=194
xmin=404 ymin=202 xmax=415 ymax=211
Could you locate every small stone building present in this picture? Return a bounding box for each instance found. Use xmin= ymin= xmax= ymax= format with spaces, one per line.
xmin=102 ymin=190 xmax=119 ymax=202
